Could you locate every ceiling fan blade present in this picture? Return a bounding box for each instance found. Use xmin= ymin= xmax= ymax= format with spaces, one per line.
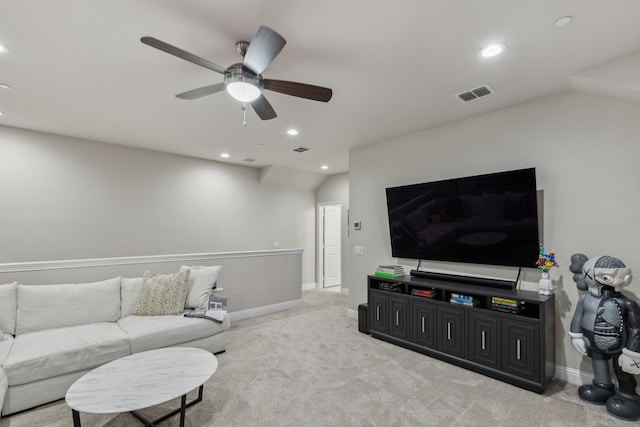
xmin=141 ymin=36 xmax=227 ymax=75
xmin=263 ymin=79 xmax=332 ymax=102
xmin=176 ymin=83 xmax=226 ymax=100
xmin=251 ymin=95 xmax=277 ymax=120
xmin=243 ymin=26 xmax=286 ymax=75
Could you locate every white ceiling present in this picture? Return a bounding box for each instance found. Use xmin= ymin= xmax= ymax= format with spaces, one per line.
xmin=1 ymin=0 xmax=640 ymax=175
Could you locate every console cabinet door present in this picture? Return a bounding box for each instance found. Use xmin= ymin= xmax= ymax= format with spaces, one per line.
xmin=502 ymin=318 xmax=539 ymax=381
xmin=437 ymin=305 xmax=465 ymax=358
xmin=369 ymin=291 xmax=388 ymax=334
xmin=468 ymin=311 xmax=500 ymax=369
xmin=411 ymin=299 xmax=436 ymax=348
xmin=389 ymin=295 xmax=409 ymax=340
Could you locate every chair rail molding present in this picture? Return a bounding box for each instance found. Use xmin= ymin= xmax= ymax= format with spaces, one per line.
xmin=0 ymin=249 xmax=304 ymax=273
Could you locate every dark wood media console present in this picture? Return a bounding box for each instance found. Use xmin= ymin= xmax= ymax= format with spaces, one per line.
xmin=367 ymin=272 xmax=555 ymax=393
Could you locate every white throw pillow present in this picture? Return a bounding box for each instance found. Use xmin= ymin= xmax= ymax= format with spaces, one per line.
xmin=180 ymin=265 xmax=222 ymax=309
xmin=0 ymin=282 xmax=17 ymax=335
xmin=132 ymin=270 xmax=189 ymax=316
xmin=16 ymin=277 xmax=121 ymax=335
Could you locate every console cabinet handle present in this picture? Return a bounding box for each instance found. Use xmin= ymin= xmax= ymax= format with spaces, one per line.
xmin=376 ymin=305 xmax=380 ymax=321
xmin=481 ymin=330 xmax=486 ymax=350
xmin=421 ymin=316 xmax=425 ymax=334
xmin=447 ymin=322 xmax=451 ymax=341
xmin=395 ymin=310 xmax=399 ymax=327
xmin=516 ymin=338 xmax=521 ymax=360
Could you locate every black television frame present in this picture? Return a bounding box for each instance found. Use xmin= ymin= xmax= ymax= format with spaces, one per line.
xmin=385 ymin=168 xmax=540 ymax=269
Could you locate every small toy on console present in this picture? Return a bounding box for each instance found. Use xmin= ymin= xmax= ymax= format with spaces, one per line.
xmin=569 ymin=253 xmax=640 ymax=421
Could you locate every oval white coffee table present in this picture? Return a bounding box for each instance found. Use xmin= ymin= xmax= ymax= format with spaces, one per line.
xmin=65 ymin=347 xmax=218 ymax=427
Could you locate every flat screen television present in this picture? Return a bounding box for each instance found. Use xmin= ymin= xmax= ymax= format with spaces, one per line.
xmin=385 ymin=168 xmax=539 ymax=268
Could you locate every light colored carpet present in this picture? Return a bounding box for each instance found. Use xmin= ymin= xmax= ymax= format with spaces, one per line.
xmin=0 ymin=289 xmax=632 ymax=426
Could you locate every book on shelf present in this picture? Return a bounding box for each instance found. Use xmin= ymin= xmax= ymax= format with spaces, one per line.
xmin=378 ymin=282 xmax=402 ymax=292
xmin=449 ymin=292 xmax=480 ymax=306
xmin=375 ymin=264 xmax=405 ymax=277
xmin=491 ymin=296 xmax=520 ymax=306
xmin=450 ymin=298 xmax=480 ymax=306
xmin=374 ymin=271 xmax=402 ymax=278
xmin=491 ymin=304 xmax=523 ymax=314
xmin=490 ymin=296 xmax=525 ymax=313
xmin=451 ymin=293 xmax=477 ymax=302
xmin=410 ymin=288 xmax=437 ymax=298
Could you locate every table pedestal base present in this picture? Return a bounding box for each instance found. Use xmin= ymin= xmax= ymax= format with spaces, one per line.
xmin=72 ymin=385 xmax=204 ymax=427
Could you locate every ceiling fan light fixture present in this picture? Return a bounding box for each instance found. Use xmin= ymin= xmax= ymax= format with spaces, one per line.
xmin=224 ymin=64 xmax=263 ymax=103
xmin=226 ymin=81 xmax=261 ymax=102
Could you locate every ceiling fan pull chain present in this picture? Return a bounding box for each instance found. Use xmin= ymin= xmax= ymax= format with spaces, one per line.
xmin=241 ymin=104 xmax=247 ymax=126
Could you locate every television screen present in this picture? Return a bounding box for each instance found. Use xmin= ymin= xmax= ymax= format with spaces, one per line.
xmin=386 ymin=168 xmax=539 ymax=268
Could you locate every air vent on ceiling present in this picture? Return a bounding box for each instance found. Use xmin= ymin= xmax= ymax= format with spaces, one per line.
xmin=456 ymin=84 xmax=495 ymax=103
xmin=243 ymin=158 xmax=256 ymax=163
xmin=292 ymin=146 xmax=310 ymax=153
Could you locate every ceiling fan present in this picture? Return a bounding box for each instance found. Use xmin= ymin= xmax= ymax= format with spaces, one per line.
xmin=141 ymin=26 xmax=332 ymax=120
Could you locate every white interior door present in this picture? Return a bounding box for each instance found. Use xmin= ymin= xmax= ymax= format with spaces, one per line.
xmin=323 ymin=205 xmax=341 ymax=287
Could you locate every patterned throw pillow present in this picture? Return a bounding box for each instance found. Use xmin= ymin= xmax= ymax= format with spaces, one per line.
xmin=132 ymin=270 xmax=190 ymax=316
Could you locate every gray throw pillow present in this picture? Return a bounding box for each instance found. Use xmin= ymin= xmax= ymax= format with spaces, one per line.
xmin=132 ymin=270 xmax=190 ymax=316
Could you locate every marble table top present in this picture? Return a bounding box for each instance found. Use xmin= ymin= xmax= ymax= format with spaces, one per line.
xmin=65 ymin=347 xmax=218 ymax=414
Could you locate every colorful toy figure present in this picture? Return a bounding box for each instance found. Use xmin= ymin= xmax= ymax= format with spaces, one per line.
xmin=569 ymin=254 xmax=640 ymax=420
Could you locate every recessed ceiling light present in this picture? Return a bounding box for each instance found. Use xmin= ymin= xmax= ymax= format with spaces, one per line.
xmin=321 ymin=165 xmax=329 ymax=170
xmin=220 ymin=153 xmax=230 ymax=159
xmin=287 ymin=129 xmax=299 ymax=136
xmin=0 ymin=44 xmax=9 ymax=53
xmin=0 ymin=83 xmax=11 ymax=90
xmin=480 ymin=44 xmax=505 ymax=58
xmin=0 ymin=111 xmax=5 ymax=116
xmin=553 ymin=16 xmax=572 ymax=27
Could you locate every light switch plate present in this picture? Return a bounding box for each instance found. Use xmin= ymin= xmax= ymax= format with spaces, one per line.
xmin=354 ymin=246 xmax=364 ymax=255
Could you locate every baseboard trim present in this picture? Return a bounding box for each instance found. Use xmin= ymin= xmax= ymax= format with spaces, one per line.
xmin=341 ymin=287 xmax=349 ymax=296
xmin=555 ymin=365 xmax=590 ymax=386
xmin=229 ymin=299 xmax=303 ymax=322
xmin=301 ymin=282 xmax=316 ymax=291
xmin=347 ymin=308 xmax=358 ymax=319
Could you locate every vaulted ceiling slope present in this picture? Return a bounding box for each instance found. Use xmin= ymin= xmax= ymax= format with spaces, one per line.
xmin=1 ymin=1 xmax=639 ymax=175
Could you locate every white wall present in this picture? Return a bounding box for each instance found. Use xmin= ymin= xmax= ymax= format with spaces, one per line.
xmin=316 ymin=172 xmax=349 ymax=290
xmin=347 ymin=90 xmax=640 ymax=379
xmin=0 ymin=125 xmax=316 ymax=285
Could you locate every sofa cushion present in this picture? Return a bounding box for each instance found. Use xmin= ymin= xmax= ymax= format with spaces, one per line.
xmin=3 ymin=322 xmax=130 ymax=386
xmin=16 ymin=277 xmax=121 ymax=335
xmin=180 ymin=265 xmax=222 ymax=309
xmin=0 ymin=366 xmax=7 ymax=416
xmin=0 ymin=282 xmax=17 ymax=335
xmin=0 ymin=334 xmax=14 ymax=366
xmin=121 ymin=277 xmax=143 ymax=318
xmin=132 ymin=270 xmax=189 ymax=316
xmin=118 ymin=314 xmax=229 ymax=354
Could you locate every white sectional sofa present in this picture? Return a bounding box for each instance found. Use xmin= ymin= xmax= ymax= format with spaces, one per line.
xmin=0 ymin=266 xmax=229 ymax=416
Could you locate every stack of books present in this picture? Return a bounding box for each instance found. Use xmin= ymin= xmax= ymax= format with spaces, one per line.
xmin=410 ymin=288 xmax=437 ymax=298
xmin=491 ymin=296 xmax=524 ymax=314
xmin=378 ymin=282 xmax=402 ymax=292
xmin=374 ymin=265 xmax=405 ymax=278
xmin=450 ymin=292 xmax=480 ymax=306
